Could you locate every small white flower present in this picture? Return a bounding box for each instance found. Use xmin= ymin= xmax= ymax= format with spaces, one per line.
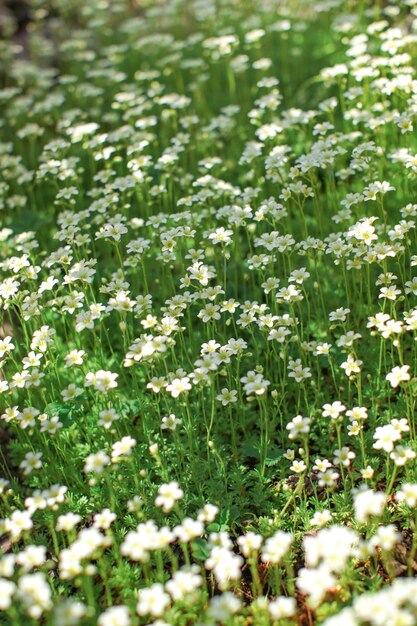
xmin=386 ymin=365 xmax=410 ymax=388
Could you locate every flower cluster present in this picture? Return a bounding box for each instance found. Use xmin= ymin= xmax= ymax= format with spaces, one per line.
xmin=1 ymin=0 xmax=417 ymax=624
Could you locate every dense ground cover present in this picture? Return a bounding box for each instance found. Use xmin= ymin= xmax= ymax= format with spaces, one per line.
xmin=2 ymin=0 xmax=417 ymax=623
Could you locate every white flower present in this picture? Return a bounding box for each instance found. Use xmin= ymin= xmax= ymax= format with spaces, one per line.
xmin=322 ymin=401 xmax=346 ymax=420
xmin=56 ymin=513 xmax=82 ymax=532
xmin=197 ymin=503 xmax=219 ymax=523
xmin=165 ymin=566 xmax=202 ymax=601
xmin=155 ymin=482 xmax=184 ymax=512
xmin=166 ymin=377 xmax=191 ymax=398
xmin=20 ymin=452 xmax=43 ymax=475
xmin=64 ymin=349 xmax=86 ymax=367
xmin=360 ymin=466 xmax=374 ymax=480
xmin=318 ymin=470 xmax=339 ymax=488
xmin=198 ymin=303 xmax=221 ymax=322
xmin=61 ymin=383 xmax=83 ymax=401
xmin=373 ymin=425 xmax=401 ymax=452
xmin=0 ymin=336 xmax=15 ymax=358
xmin=85 ymin=370 xmax=118 ymax=392
xmin=347 ymin=217 xmax=378 ymax=244
xmin=296 ymin=565 xmax=336 ymax=608
xmin=216 ymin=388 xmax=238 ymax=405
xmin=5 ymin=510 xmax=33 ymax=540
xmin=93 ymin=509 xmax=117 ymax=530
xmin=208 ymin=227 xmax=233 ymax=244
xmin=354 ymin=488 xmax=386 ymax=523
xmin=112 ymin=436 xmax=136 ymax=460
xmin=174 ymin=518 xmax=204 ymax=543
xmin=136 ymin=584 xmax=170 ymax=617
xmin=98 ymin=606 xmax=131 ymax=626
xmin=340 ymin=354 xmax=362 ymax=378
xmin=208 ymin=592 xmax=241 ymax=621
xmin=17 ymin=572 xmax=52 ymax=618
xmin=286 ymin=415 xmax=311 ymax=439
xmin=161 ymin=414 xmax=182 ymax=431
xmin=396 ymin=483 xmax=417 ymax=507
xmin=321 ymin=608 xmax=357 ymax=626
xmin=333 ymin=447 xmax=355 ymax=467
xmin=205 ymin=547 xmax=243 ymax=589
xmin=386 ymin=365 xmax=410 ymax=388
xmin=310 ymin=510 xmax=332 ymax=527
xmin=329 ymin=307 xmax=350 ymax=322
xmin=16 ymin=545 xmax=47 ymax=571
xmin=237 ymin=532 xmax=263 ymax=556
xmin=261 ymin=531 xmax=292 ymax=564
xmin=0 ymin=579 xmax=16 ymax=609
xmin=98 ymin=408 xmax=120 ymax=429
xmin=269 ymin=596 xmax=296 ymax=620
xmin=369 ymin=525 xmax=400 ymax=552
xmin=83 ymin=451 xmax=110 ymax=474
xmin=303 ymin=526 xmax=357 ymax=572
xmin=290 ymin=459 xmax=307 ymax=473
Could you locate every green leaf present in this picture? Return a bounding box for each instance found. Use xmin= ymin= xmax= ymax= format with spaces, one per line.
xmin=45 ymin=401 xmax=75 ymax=428
xmin=191 ymin=538 xmax=210 ymax=560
